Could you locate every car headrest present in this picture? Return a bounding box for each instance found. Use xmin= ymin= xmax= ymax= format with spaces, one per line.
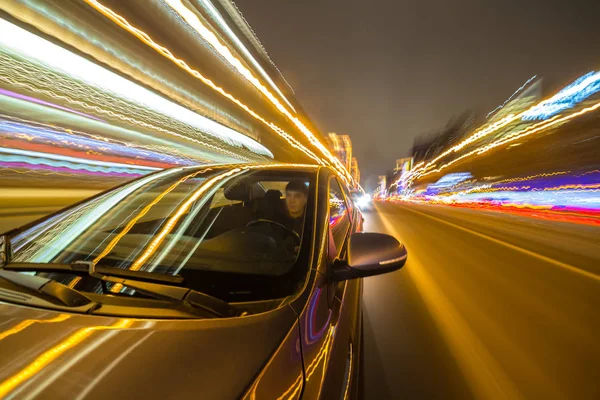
xmin=224 ymin=183 xmax=250 ymax=201
xmin=265 ymin=189 xmax=282 ymax=200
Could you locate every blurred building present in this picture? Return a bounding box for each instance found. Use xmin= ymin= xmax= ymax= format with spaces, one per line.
xmin=392 ymin=157 xmax=414 ymax=194
xmin=377 ymin=175 xmax=387 ymax=197
xmin=410 ymin=111 xmax=476 ymax=163
xmin=487 ymin=78 xmax=542 ymax=124
xmin=327 ymin=132 xmax=353 ymax=172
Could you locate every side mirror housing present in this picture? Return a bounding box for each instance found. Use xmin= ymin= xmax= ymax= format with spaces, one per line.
xmin=331 ymin=232 xmax=407 ymax=281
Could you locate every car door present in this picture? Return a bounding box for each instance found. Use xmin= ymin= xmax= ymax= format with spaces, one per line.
xmin=298 ymin=174 xmax=359 ymax=399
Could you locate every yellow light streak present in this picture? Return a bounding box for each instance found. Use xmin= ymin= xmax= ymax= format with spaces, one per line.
xmin=94 ymin=163 xmax=315 ymax=292
xmin=400 ymin=89 xmax=600 ymax=188
xmin=406 ymin=114 xmax=520 ymax=181
xmin=0 ymin=315 xmax=71 ymax=342
xmin=275 ymin=374 xmax=303 ymax=400
xmin=492 ymin=171 xmax=570 ymax=185
xmin=82 ymin=0 xmax=350 ymax=180
xmin=342 ymin=343 xmax=353 ymax=400
xmin=0 ymin=319 xmax=133 ymax=398
xmin=415 ymin=102 xmax=600 ymax=181
xmin=94 ymin=169 xmax=210 ymax=264
xmin=164 ymin=0 xmax=294 ymax=112
xmin=128 ymin=169 xmax=242 ymax=267
xmin=305 ymin=326 xmax=335 ymax=381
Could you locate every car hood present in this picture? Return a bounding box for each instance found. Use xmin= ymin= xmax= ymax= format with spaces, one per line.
xmin=0 ymin=302 xmax=297 ymax=399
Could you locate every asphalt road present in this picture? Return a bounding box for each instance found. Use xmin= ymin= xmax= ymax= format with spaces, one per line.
xmin=361 ymin=202 xmax=600 ymax=400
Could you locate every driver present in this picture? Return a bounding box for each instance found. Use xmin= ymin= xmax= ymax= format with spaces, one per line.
xmin=280 ymin=180 xmax=308 ymax=235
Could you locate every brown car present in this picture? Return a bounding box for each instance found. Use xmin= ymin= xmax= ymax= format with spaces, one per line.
xmin=0 ymin=163 xmax=407 ymax=399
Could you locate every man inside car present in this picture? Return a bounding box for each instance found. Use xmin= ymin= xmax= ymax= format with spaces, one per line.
xmin=281 ymin=180 xmax=308 ymax=235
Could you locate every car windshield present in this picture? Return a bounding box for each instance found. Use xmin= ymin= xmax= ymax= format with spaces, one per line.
xmin=8 ymin=165 xmax=316 ymax=302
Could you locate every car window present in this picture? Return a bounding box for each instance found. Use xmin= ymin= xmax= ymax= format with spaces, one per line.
xmin=10 ymin=167 xmax=315 ymax=302
xmin=339 ymin=180 xmax=355 ymax=221
xmin=329 ymin=177 xmax=352 ymax=255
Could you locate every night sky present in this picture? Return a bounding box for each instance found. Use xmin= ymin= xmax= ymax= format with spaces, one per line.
xmin=235 ymin=0 xmax=600 ymax=189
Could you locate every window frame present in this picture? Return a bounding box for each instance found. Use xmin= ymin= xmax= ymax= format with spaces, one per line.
xmin=327 ymin=175 xmax=353 ymax=260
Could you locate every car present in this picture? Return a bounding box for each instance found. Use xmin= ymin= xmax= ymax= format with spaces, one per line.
xmin=0 ymin=163 xmax=407 ymax=399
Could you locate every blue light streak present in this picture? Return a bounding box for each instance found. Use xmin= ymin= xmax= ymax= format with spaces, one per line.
xmin=522 ymin=72 xmax=600 ymax=121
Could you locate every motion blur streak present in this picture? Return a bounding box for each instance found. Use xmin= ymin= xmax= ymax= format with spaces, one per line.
xmin=82 ymin=0 xmax=323 ymax=165
xmin=93 ymin=169 xmax=209 ymax=265
xmin=128 ymin=168 xmax=241 ymax=271
xmin=14 ymin=168 xmax=182 ymax=263
xmin=73 ymin=332 xmax=155 ymax=400
xmin=0 ymin=18 xmax=271 ymax=158
xmin=0 ymin=319 xmax=133 ymax=399
xmin=397 ymin=72 xmax=600 ymax=189
xmin=387 ymin=70 xmax=600 ymax=220
xmin=82 ymin=0 xmax=354 ymax=183
xmin=377 ymin=211 xmax=522 ymax=400
xmin=3 ymin=0 xmax=351 ymax=233
xmin=164 ymin=0 xmax=353 ymax=181
xmin=0 ymin=314 xmax=71 ymax=342
xmin=522 ymin=72 xmax=600 ymax=120
xmin=486 ymin=75 xmax=538 ymax=118
xmin=170 ymin=0 xmax=296 ymax=112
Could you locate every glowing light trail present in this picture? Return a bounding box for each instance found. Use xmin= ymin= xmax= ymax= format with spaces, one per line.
xmin=194 ymin=0 xmax=296 ymax=112
xmin=82 ymin=0 xmax=352 ymax=181
xmin=0 ymin=18 xmax=272 ymax=158
xmin=486 ymin=75 xmax=537 ymax=118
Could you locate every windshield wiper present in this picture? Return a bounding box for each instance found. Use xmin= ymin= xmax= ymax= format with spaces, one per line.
xmin=0 ymin=269 xmax=96 ymax=310
xmin=2 ymin=262 xmax=184 ymax=285
xmin=0 ymin=249 xmax=240 ymax=317
xmin=77 ymin=262 xmax=239 ymax=318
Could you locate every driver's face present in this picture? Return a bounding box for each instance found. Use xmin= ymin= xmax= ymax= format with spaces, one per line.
xmin=285 ymin=190 xmax=307 ymax=218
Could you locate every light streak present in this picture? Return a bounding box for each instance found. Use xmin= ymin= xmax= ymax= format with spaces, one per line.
xmin=225 ymin=0 xmax=295 ymax=94
xmin=414 ymin=101 xmax=600 ymax=181
xmin=0 ymin=96 xmax=217 ymax=166
xmin=522 ymin=71 xmax=600 ymax=121
xmin=275 ymin=374 xmax=303 ymax=400
xmin=17 ymin=168 xmax=183 ymax=263
xmin=343 ymin=343 xmax=353 ymax=400
xmin=123 ymin=168 xmax=242 ymax=273
xmin=305 ymin=326 xmax=335 ymax=381
xmin=0 ymin=147 xmax=159 ymax=173
xmin=398 ymin=72 xmax=600 ymax=188
xmin=108 ymin=163 xmax=316 ymax=291
xmin=486 ymin=75 xmax=537 ymax=118
xmin=492 ymin=171 xmax=570 ymax=185
xmin=0 ymin=319 xmax=133 ymax=398
xmin=0 ymin=18 xmax=272 ymax=158
xmin=0 ymin=88 xmax=103 ymax=122
xmin=194 ymin=0 xmax=296 ymax=112
xmin=93 ymin=169 xmax=209 ymax=265
xmin=0 ymin=315 xmax=71 ymax=342
xmin=83 ymin=0 xmax=351 ymax=180
xmin=0 ymin=119 xmax=191 ymax=169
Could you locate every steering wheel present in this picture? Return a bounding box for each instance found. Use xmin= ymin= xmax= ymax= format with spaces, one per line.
xmin=245 ymin=219 xmax=300 ymax=244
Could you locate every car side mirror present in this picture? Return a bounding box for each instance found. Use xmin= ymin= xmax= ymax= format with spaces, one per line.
xmin=330 ymin=232 xmax=407 ymax=282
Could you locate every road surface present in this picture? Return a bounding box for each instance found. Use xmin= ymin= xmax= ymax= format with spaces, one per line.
xmin=361 ymin=202 xmax=600 ymax=400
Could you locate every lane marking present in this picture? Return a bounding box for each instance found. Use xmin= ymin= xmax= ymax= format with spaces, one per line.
xmin=393 ymin=204 xmax=600 ymax=283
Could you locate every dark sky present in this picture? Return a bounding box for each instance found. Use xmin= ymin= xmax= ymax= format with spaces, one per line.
xmin=235 ymin=0 xmax=600 ymax=189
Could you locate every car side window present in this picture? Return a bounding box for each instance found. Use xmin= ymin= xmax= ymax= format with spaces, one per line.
xmin=339 ymin=180 xmax=355 ymax=221
xmin=329 ymin=177 xmax=352 ymax=257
